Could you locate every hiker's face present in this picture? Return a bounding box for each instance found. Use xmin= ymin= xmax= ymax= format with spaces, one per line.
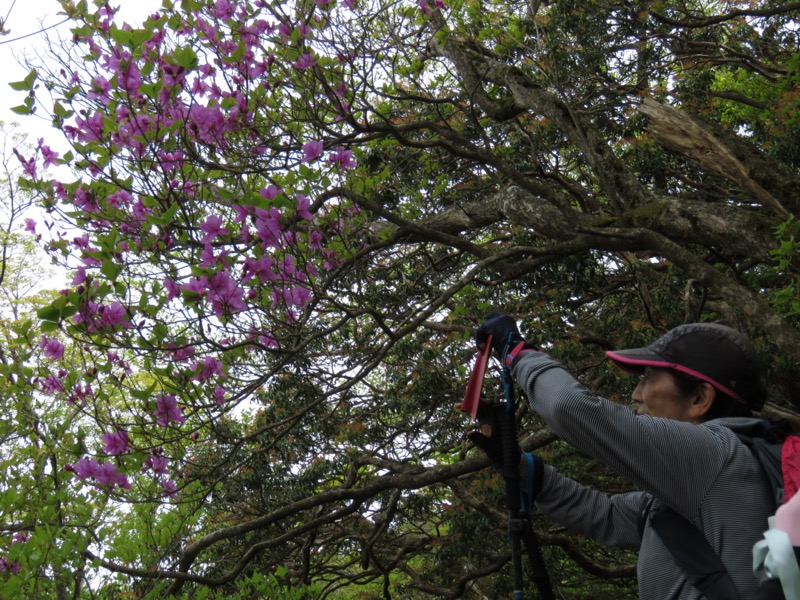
xmin=631 ymin=368 xmax=693 ymax=420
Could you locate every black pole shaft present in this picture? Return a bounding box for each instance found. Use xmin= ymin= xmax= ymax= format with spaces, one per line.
xmin=500 ymin=374 xmax=555 ymax=600
xmin=524 ymin=524 xmax=556 ymax=600
xmin=499 ymin=391 xmax=525 ymax=599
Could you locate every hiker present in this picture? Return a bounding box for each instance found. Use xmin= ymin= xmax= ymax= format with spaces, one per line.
xmin=471 ymin=313 xmax=775 ymax=600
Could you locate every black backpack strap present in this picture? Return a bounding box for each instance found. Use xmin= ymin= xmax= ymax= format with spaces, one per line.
xmin=650 ymin=503 xmax=740 ymax=600
xmin=736 ymin=430 xmax=786 ymax=507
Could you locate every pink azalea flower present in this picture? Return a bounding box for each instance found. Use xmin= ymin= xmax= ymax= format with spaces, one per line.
xmin=87 ymin=76 xmax=111 ymax=104
xmin=158 ymin=150 xmax=184 ymax=171
xmin=143 ymin=454 xmax=169 ymax=476
xmin=255 ymin=208 xmax=284 ymax=249
xmin=70 ymin=457 xmax=101 ymax=480
xmin=37 ymin=139 xmax=60 ymax=169
xmin=168 ymin=345 xmax=196 ymax=363
xmin=309 ymin=230 xmax=324 ymax=249
xmin=181 ymin=276 xmax=208 ymax=297
xmin=290 ymin=286 xmax=312 ymax=307
xmin=205 ymin=270 xmax=246 ymax=316
xmin=259 ymin=332 xmax=279 ymax=348
xmin=74 ymin=111 xmax=105 ymax=142
xmin=102 ymin=430 xmax=130 ymax=455
xmin=101 ymin=302 xmax=132 ymax=329
xmin=419 ymin=0 xmax=445 ymax=14
xmin=272 ymin=285 xmax=312 ymax=308
xmin=188 ymin=104 xmax=225 ymax=142
xmin=94 ymin=461 xmax=120 ymax=485
xmin=278 ymin=22 xmax=293 ymax=40
xmin=23 ymin=219 xmax=36 ymax=233
xmin=154 ymin=394 xmax=186 ymax=428
xmin=295 ymin=194 xmax=313 ymax=220
xmin=13 ymin=148 xmax=36 ymax=178
xmin=212 ymin=0 xmax=236 ymax=20
xmin=213 ymin=385 xmax=227 ymax=406
xmin=292 ymin=53 xmax=317 ymax=70
xmin=0 ymin=557 xmax=20 ymax=573
xmin=116 ymin=473 xmax=132 ymax=490
xmin=41 ymin=374 xmax=65 ymax=394
xmin=161 ymin=478 xmax=178 ymax=498
xmin=243 ymin=255 xmax=278 ymax=283
xmin=301 ymin=140 xmax=324 ymax=163
xmin=327 ymin=148 xmax=357 ymax=170
xmin=191 ymin=356 xmax=224 ymax=381
xmin=72 ymin=267 xmax=87 ymax=286
xmin=39 ymin=336 xmax=65 ymax=361
xmin=163 ymin=278 xmax=181 ymax=301
xmin=259 ymin=184 xmax=282 ymax=200
xmin=200 ymin=215 xmax=230 ymax=244
xmin=70 ymin=381 xmax=93 ymax=404
xmin=106 ymin=189 xmax=133 ymax=209
xmin=200 ymin=243 xmax=218 ymax=268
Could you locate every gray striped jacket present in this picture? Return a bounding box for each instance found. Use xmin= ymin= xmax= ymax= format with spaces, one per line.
xmin=513 ymin=351 xmax=774 ymax=599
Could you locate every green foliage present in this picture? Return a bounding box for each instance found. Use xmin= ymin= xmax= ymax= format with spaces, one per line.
xmin=0 ymin=0 xmax=796 ymax=598
xmin=769 ymin=217 xmax=800 ymax=318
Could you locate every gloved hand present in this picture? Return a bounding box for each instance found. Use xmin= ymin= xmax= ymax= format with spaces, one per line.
xmin=468 ymin=402 xmax=544 ymax=508
xmin=474 ymin=312 xmax=524 ymax=359
xmin=467 ymin=402 xmax=515 ymax=468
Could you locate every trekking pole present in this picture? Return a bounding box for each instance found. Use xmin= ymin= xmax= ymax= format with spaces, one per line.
xmin=500 ymin=364 xmax=555 ymax=600
xmin=461 ymin=334 xmax=554 ymax=599
xmin=498 ymin=377 xmax=526 ymax=600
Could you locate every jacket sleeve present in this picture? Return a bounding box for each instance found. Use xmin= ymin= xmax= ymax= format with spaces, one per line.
xmin=536 ymin=464 xmax=647 ymax=548
xmin=513 ymin=351 xmax=730 ymax=521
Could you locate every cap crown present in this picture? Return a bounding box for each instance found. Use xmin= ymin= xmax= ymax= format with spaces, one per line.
xmin=609 ymin=323 xmax=764 ymax=409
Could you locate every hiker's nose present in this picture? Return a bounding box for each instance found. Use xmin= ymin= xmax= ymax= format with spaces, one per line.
xmin=632 ymin=378 xmax=644 ymax=404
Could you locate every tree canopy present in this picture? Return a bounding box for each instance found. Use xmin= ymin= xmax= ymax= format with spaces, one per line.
xmin=1 ymin=0 xmax=799 ymax=597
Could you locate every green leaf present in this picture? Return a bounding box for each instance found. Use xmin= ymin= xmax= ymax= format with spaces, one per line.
xmin=109 ymin=27 xmax=133 ymax=47
xmin=100 ymin=259 xmax=120 ymax=281
xmin=130 ymin=29 xmax=155 ymax=47
xmin=10 ymin=320 xmax=32 ymax=336
xmin=53 ymin=101 xmax=73 ymax=119
xmin=130 ymin=383 xmax=157 ymax=401
xmin=37 ymin=305 xmax=62 ymax=323
xmin=24 ymin=68 xmax=38 ymax=88
xmin=40 ymin=321 xmax=59 ymax=333
xmin=148 ymin=202 xmax=180 ymax=227
xmin=171 ymin=46 xmax=198 ymax=71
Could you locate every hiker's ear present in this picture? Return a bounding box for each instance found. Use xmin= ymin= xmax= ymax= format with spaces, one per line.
xmin=688 ymin=382 xmax=716 ymax=422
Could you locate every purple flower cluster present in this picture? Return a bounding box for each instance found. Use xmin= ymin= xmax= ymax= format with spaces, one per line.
xmin=102 ymin=430 xmax=130 ymax=455
xmin=67 ymin=457 xmax=131 ymax=490
xmin=154 ymin=394 xmax=186 ymax=428
xmin=39 ymin=336 xmax=65 ymax=361
xmin=15 ymin=0 xmax=380 ymax=509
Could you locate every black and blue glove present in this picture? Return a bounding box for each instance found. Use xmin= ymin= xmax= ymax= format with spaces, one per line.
xmin=474 ymin=312 xmax=523 ymax=357
xmin=475 ymin=312 xmax=540 ymax=370
xmin=467 ymin=402 xmax=516 ymax=468
xmin=468 ymin=402 xmax=544 ymax=509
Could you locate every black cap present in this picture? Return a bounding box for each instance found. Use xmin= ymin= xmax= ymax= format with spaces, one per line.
xmin=606 ymin=323 xmax=764 ymax=409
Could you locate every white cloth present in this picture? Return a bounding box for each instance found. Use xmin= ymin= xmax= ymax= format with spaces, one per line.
xmin=753 ymin=515 xmax=800 ymax=600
